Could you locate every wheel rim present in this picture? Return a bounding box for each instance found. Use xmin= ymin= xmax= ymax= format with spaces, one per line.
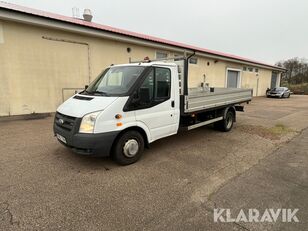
xmin=123 ymin=139 xmax=139 ymax=158
xmin=226 ymin=114 xmax=233 ymax=129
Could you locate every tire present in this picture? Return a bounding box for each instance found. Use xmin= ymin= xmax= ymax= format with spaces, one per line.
xmin=111 ymin=130 xmax=144 ymax=165
xmin=214 ymin=110 xmax=234 ymax=132
xmin=287 ymin=93 xmax=290 ymax=98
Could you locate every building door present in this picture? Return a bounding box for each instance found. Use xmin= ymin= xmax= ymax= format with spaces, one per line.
xmin=271 ymin=72 xmax=278 ymax=89
xmin=256 ymin=77 xmax=259 ymax=96
xmin=227 ymin=70 xmax=240 ymax=88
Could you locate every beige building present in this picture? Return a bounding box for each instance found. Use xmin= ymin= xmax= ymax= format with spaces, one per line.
xmin=0 ymin=2 xmax=285 ymax=116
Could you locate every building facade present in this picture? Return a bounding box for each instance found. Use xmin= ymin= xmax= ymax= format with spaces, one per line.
xmin=0 ymin=2 xmax=285 ymax=116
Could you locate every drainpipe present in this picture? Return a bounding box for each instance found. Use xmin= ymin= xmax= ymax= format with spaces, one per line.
xmin=183 ymin=51 xmax=195 ymax=95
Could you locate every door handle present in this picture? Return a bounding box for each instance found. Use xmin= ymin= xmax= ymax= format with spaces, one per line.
xmin=171 ymin=100 xmax=175 ymax=108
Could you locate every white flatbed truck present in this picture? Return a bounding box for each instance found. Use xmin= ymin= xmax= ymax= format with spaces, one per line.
xmin=54 ymin=56 xmax=252 ymax=165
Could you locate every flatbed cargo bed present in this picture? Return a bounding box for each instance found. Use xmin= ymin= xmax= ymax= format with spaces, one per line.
xmin=183 ymin=87 xmax=252 ymax=113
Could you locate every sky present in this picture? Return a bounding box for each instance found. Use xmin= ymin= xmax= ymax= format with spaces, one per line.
xmin=4 ymin=0 xmax=308 ymax=64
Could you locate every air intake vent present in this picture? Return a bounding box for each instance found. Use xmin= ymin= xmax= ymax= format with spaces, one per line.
xmin=73 ymin=95 xmax=94 ymax=101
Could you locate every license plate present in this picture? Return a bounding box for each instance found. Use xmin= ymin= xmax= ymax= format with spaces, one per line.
xmin=56 ymin=134 xmax=67 ymax=144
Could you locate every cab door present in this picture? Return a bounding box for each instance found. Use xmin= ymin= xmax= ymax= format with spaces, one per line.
xmin=133 ymin=67 xmax=176 ymax=141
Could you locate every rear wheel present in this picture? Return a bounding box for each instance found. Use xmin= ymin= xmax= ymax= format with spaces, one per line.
xmin=112 ymin=130 xmax=144 ymax=165
xmin=214 ymin=110 xmax=234 ymax=132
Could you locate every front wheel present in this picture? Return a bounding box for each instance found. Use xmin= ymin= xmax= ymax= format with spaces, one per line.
xmin=112 ymin=130 xmax=144 ymax=165
xmin=214 ymin=110 xmax=234 ymax=132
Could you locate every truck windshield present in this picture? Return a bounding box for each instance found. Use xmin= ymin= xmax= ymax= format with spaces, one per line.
xmin=84 ymin=66 xmax=146 ymax=96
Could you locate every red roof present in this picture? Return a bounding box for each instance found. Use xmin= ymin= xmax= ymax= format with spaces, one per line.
xmin=0 ymin=1 xmax=283 ymax=70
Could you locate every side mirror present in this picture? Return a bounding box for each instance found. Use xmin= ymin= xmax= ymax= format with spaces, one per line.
xmin=139 ymin=88 xmax=151 ymax=104
xmin=131 ymin=88 xmax=151 ymax=106
xmin=85 ymin=85 xmax=89 ymax=89
xmin=131 ymin=91 xmax=140 ymax=104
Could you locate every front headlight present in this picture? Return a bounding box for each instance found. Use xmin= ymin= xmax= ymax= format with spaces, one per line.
xmin=79 ymin=111 xmax=101 ymax=133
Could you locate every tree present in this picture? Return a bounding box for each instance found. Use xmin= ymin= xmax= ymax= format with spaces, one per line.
xmin=276 ymin=57 xmax=308 ymax=84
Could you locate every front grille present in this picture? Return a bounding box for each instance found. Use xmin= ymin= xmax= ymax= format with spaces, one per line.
xmin=55 ymin=112 xmax=76 ymax=132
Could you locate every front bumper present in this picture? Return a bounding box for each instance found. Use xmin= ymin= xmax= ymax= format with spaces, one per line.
xmin=54 ymin=118 xmax=119 ymax=156
xmin=267 ymin=93 xmax=283 ymax=97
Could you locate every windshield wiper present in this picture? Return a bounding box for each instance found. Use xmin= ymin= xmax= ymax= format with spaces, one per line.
xmin=79 ymin=89 xmax=92 ymax=95
xmin=90 ymin=90 xmax=109 ymax=96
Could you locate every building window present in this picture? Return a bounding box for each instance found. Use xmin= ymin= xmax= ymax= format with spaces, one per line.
xmin=243 ymin=66 xmax=247 ymax=71
xmin=174 ymin=54 xmax=182 ymax=61
xmin=248 ymin=67 xmax=253 ymax=72
xmin=255 ymin=68 xmax=259 ymax=73
xmin=156 ymin=51 xmax=168 ymax=59
xmin=189 ymin=57 xmax=198 ymax=64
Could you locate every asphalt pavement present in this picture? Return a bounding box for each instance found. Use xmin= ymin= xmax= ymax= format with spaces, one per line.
xmin=1 ymin=95 xmax=308 ymax=230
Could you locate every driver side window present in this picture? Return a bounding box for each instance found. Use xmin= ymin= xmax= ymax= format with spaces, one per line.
xmin=130 ymin=67 xmax=171 ymax=110
xmin=155 ymin=67 xmax=171 ymax=99
xmin=139 ymin=69 xmax=154 ymax=105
